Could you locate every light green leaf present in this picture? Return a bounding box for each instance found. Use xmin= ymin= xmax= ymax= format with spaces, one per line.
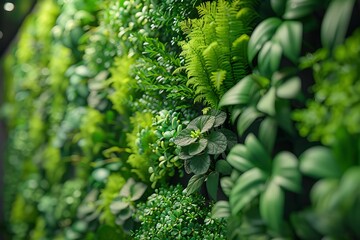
xmin=210 ymin=110 xmax=227 ymax=128
xmin=130 ymin=182 xmax=147 ymax=201
xmin=273 ymin=21 xmax=302 ymax=63
xmin=257 ymin=87 xmax=276 ymax=116
xmin=248 ymin=17 xmax=282 ymax=63
xmin=259 ymin=117 xmax=277 ymax=154
xmin=188 ymin=138 xmax=208 ymax=156
xmin=220 ymin=176 xmax=234 ymax=197
xmin=245 ymin=134 xmax=272 ymax=172
xmin=311 ymin=179 xmax=339 ymax=211
xmin=321 ymin=0 xmax=355 ymax=50
xmin=206 ymin=131 xmax=227 ymax=155
xmin=219 ymin=75 xmax=258 ymax=107
xmin=276 ymin=76 xmax=301 ymax=99
xmin=226 ymin=144 xmax=253 ymax=172
xmin=110 ymin=201 xmax=129 ymax=214
xmin=216 ymin=159 xmax=233 ymax=175
xmin=212 ymin=201 xmax=231 ymax=219
xmin=187 ymin=115 xmax=216 ymax=133
xmin=119 ymin=178 xmax=135 ymax=197
xmin=258 ymin=41 xmax=283 ymax=77
xmin=186 ymin=174 xmax=207 ymax=196
xmin=273 ymin=151 xmax=301 ymax=193
xmin=211 ymin=70 xmax=227 ymax=91
xmin=189 ymin=154 xmax=211 ymax=175
xmin=237 ymin=107 xmax=263 ymax=136
xmin=174 ymin=128 xmax=197 ymax=147
xmin=92 ymin=168 xmax=110 ymax=182
xmin=300 ymin=146 xmax=341 ymax=178
xmin=230 ymin=168 xmax=267 ymax=215
xmin=207 ymin=171 xmax=220 ymax=201
xmin=283 ymin=0 xmax=320 ymax=19
xmin=260 ymin=181 xmax=284 ymax=233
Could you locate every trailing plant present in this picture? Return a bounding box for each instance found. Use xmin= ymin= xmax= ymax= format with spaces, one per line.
xmin=148 ymin=110 xmax=187 ymax=188
xmin=133 ymin=185 xmax=227 ymax=240
xmin=180 ymin=0 xmax=260 ymax=107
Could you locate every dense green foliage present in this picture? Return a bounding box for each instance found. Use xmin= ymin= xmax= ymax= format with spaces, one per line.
xmin=2 ymin=0 xmax=360 ymax=239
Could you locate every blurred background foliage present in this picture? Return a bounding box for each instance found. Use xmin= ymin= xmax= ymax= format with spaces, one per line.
xmin=1 ymin=0 xmax=360 ymax=239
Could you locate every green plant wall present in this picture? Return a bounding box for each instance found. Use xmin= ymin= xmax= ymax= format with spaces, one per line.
xmin=2 ymin=0 xmax=360 ymax=239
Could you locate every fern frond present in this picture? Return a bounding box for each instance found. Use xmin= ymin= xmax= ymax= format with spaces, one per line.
xmin=211 ymin=70 xmax=227 ymax=91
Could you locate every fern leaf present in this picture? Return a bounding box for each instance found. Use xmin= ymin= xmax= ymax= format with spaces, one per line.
xmin=211 ymin=70 xmax=227 ymax=91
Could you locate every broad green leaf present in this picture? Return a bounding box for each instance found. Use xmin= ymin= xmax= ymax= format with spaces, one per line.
xmin=245 ymin=134 xmax=272 ymax=172
xmin=218 ymin=128 xmax=238 ymax=150
xmin=207 ymin=172 xmax=220 ymax=201
xmin=189 ymin=154 xmax=211 ymax=175
xmin=290 ymin=211 xmax=323 ymax=240
xmin=210 ymin=110 xmax=227 ymax=127
xmin=283 ymin=0 xmax=320 ymax=19
xmin=186 ymin=174 xmax=206 ymax=195
xmin=273 ymin=151 xmax=301 ymax=193
xmin=187 ymin=115 xmax=215 ymax=133
xmin=260 ymin=181 xmax=284 ymax=233
xmin=237 ymin=107 xmax=263 ymax=136
xmin=276 ymin=76 xmax=301 ymax=99
xmin=271 ymin=0 xmax=286 ymax=16
xmin=311 ymin=179 xmax=339 ymax=211
xmin=206 ymin=131 xmax=227 ymax=155
xmin=300 ymin=146 xmax=341 ymax=178
xmin=174 ymin=128 xmax=197 ymax=147
xmin=230 ymin=168 xmax=267 ymax=215
xmin=92 ymin=168 xmax=110 ymax=182
xmin=258 ymin=41 xmax=283 ymax=77
xmin=188 ymin=138 xmax=208 ymax=156
xmin=220 ymin=176 xmax=234 ymax=197
xmin=275 ymin=99 xmax=294 ymax=135
xmin=216 ymin=159 xmax=233 ymax=175
xmin=257 ymin=87 xmax=276 ymax=116
xmin=130 ymin=182 xmax=147 ymax=201
xmin=273 ymin=21 xmax=302 ymax=63
xmin=335 ymin=167 xmax=360 ymax=207
xmin=110 ymin=201 xmax=129 ymax=214
xmin=178 ymin=150 xmax=193 ymax=160
xmin=248 ymin=17 xmax=282 ymax=63
xmin=212 ymin=201 xmax=231 ymax=219
xmin=321 ymin=0 xmax=355 ymax=50
xmin=259 ymin=117 xmax=277 ymax=154
xmin=219 ymin=75 xmax=258 ymax=107
xmin=226 ymin=144 xmax=253 ymax=172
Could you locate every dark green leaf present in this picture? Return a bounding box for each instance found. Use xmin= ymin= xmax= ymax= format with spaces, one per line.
xmin=230 ymin=168 xmax=267 ymax=215
xmin=174 ymin=128 xmax=197 ymax=147
xmin=188 ymin=138 xmax=208 ymax=156
xmin=321 ymin=0 xmax=355 ymax=50
xmin=300 ymin=146 xmax=341 ymax=178
xmin=272 ymin=151 xmax=301 ymax=193
xmin=219 ymin=75 xmax=258 ymax=107
xmin=237 ymin=107 xmax=263 ymax=136
xmin=179 ymin=150 xmax=193 ymax=160
xmin=219 ymin=128 xmax=238 ymax=150
xmin=189 ymin=154 xmax=211 ymax=175
xmin=226 ymin=144 xmax=253 ymax=172
xmin=259 ymin=117 xmax=277 ymax=154
xmin=273 ymin=21 xmax=302 ymax=63
xmin=271 ymin=0 xmax=286 ymax=16
xmin=95 ymin=225 xmax=121 ymax=240
xmin=275 ymin=99 xmax=294 ymax=135
xmin=186 ymin=174 xmax=206 ymax=195
xmin=216 ymin=159 xmax=233 ymax=175
xmin=260 ymin=181 xmax=284 ymax=233
xmin=257 ymin=87 xmax=276 ymax=116
xmin=206 ymin=131 xmax=227 ymax=155
xmin=130 ymin=182 xmax=147 ymax=201
xmin=245 ymin=134 xmax=272 ymax=172
xmin=258 ymin=41 xmax=283 ymax=77
xmin=283 ymin=0 xmax=320 ymax=19
xmin=220 ymin=176 xmax=234 ymax=197
xmin=211 ymin=110 xmax=227 ymax=127
xmin=187 ymin=115 xmax=216 ymax=133
xmin=212 ymin=201 xmax=231 ymax=219
xmin=248 ymin=17 xmax=282 ymax=63
xmin=207 ymin=172 xmax=219 ymax=201
xmin=276 ymin=76 xmax=301 ymax=99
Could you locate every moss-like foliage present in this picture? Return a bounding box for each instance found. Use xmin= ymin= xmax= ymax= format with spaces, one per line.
xmin=133 ymin=185 xmax=227 ymax=240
